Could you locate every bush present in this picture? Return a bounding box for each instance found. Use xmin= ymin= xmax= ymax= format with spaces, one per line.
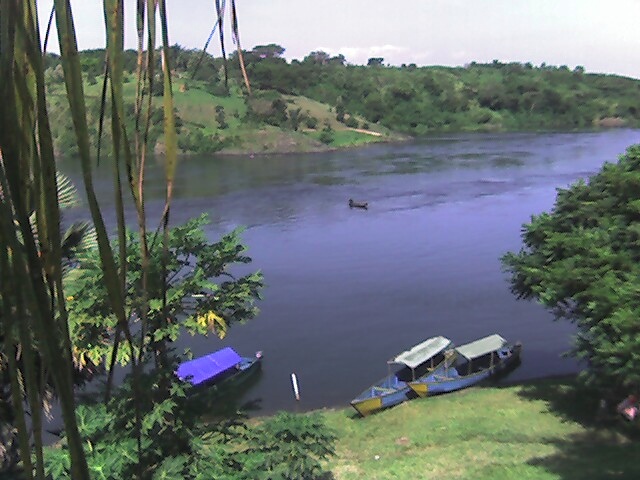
xmin=178 ymin=128 xmax=226 ymax=153
xmin=45 ymin=383 xmax=336 ymax=480
xmin=215 ymin=105 xmax=228 ymax=129
xmin=289 ymin=107 xmax=302 ymax=131
xmin=305 ymin=116 xmax=318 ymax=129
xmin=344 ymin=115 xmax=359 ymax=128
xmin=319 ymin=124 xmax=334 ymax=144
xmin=242 ymin=412 xmax=336 ymax=480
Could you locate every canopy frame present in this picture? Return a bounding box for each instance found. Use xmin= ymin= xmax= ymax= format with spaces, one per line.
xmin=455 ymin=334 xmax=507 ymax=362
xmin=389 ymin=336 xmax=452 ymax=370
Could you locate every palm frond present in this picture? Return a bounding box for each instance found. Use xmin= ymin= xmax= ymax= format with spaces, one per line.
xmin=61 ymin=221 xmax=95 ymax=259
xmin=55 ymin=171 xmax=80 ymax=210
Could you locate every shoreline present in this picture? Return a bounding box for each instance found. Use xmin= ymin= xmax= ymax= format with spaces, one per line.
xmin=197 ymin=125 xmax=634 ymax=157
xmin=54 ymin=126 xmax=636 ymax=159
xmin=239 ymin=372 xmax=583 ymax=420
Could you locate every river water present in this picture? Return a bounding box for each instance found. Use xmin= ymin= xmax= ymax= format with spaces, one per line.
xmin=59 ymin=129 xmax=640 ymax=414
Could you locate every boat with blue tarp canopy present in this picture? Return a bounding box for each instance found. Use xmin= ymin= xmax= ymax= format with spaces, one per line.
xmin=176 ymin=347 xmax=263 ymax=390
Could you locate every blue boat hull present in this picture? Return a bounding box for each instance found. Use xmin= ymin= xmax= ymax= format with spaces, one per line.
xmin=351 ymin=357 xmax=445 ymax=416
xmin=205 ymin=355 xmax=262 ymax=391
xmin=350 ymin=336 xmax=454 ymax=416
xmin=350 ymin=375 xmax=416 ymax=416
xmin=409 ymin=343 xmax=521 ymax=397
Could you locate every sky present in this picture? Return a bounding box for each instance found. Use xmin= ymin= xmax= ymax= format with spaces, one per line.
xmin=36 ymin=0 xmax=640 ymax=79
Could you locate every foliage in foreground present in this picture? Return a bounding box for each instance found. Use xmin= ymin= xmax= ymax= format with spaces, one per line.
xmin=44 ymin=384 xmax=336 ymax=480
xmin=242 ymin=412 xmax=337 ymax=479
xmin=65 ymin=214 xmax=263 ymax=371
xmin=3 ymin=0 xmax=256 ymax=477
xmin=0 ymin=173 xmax=95 ymax=471
xmin=503 ymin=144 xmax=640 ymax=395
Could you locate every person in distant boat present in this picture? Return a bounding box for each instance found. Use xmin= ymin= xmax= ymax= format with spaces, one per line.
xmin=349 ymin=198 xmax=368 ymax=209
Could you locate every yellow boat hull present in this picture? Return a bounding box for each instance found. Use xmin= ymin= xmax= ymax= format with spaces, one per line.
xmin=408 ymin=382 xmax=429 ymax=397
xmin=351 ymin=397 xmax=383 ymax=416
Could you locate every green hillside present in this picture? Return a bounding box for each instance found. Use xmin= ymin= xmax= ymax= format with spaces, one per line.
xmin=43 ymin=47 xmax=640 ymax=156
xmin=45 ymin=69 xmax=400 ymax=157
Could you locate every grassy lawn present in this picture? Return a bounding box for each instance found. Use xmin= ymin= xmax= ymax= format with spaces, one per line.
xmin=319 ymin=377 xmax=640 ymax=480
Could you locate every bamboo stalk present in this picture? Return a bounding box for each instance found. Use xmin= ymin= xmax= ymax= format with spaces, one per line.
xmin=16 ymin=291 xmax=45 ymax=479
xmin=231 ymin=0 xmax=251 ymax=95
xmin=0 ymin=244 xmax=35 ymax=480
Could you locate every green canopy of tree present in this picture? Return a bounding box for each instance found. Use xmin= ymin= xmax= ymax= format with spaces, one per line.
xmin=65 ymin=215 xmax=263 ymax=370
xmin=251 ymin=43 xmax=286 ymax=58
xmin=502 ymin=145 xmax=640 ymax=394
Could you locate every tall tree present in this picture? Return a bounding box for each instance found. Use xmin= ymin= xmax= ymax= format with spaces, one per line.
xmin=0 ymin=1 xmax=93 ymax=477
xmin=502 ymin=145 xmax=640 ymax=395
xmin=251 ymin=43 xmax=285 ymax=59
xmin=1 ymin=0 xmax=190 ymax=477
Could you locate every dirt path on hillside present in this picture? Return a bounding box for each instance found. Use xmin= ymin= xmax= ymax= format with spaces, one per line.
xmin=347 ymin=127 xmax=383 ymax=136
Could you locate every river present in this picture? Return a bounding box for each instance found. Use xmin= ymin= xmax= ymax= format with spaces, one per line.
xmin=59 ymin=128 xmax=640 ymax=414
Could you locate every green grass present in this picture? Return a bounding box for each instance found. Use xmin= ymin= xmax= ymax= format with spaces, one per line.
xmin=45 ymin=73 xmax=406 ymax=155
xmin=317 ymin=378 xmax=640 ymax=480
xmin=174 ymin=85 xmax=248 ymax=133
xmin=329 ymin=129 xmax=385 ymax=148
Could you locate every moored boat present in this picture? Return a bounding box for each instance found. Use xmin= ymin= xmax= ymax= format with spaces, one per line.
xmin=408 ymin=334 xmax=521 ymax=397
xmin=176 ymin=347 xmax=263 ymax=391
xmin=350 ymin=336 xmax=453 ymax=416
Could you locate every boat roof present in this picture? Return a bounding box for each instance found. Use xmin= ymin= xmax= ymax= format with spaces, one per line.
xmin=176 ymin=347 xmax=241 ymax=386
xmin=455 ymin=334 xmax=507 ymax=361
xmin=389 ymin=336 xmax=452 ymax=369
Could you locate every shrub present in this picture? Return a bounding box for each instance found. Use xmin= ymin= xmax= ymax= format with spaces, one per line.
xmin=305 ymin=116 xmax=318 ymax=129
xmin=344 ymin=115 xmax=359 ymax=128
xmin=242 ymin=412 xmax=336 ymax=480
xmin=319 ymin=123 xmax=334 ymax=144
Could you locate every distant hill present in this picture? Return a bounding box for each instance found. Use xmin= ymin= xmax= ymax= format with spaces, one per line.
xmin=43 ymin=47 xmax=640 ymax=156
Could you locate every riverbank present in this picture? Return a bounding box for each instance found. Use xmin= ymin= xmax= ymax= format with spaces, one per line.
xmin=318 ymin=376 xmax=639 ymax=479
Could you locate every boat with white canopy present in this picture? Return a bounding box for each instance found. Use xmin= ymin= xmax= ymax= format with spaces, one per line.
xmin=408 ymin=334 xmax=521 ymax=397
xmin=350 ymin=336 xmax=453 ymax=416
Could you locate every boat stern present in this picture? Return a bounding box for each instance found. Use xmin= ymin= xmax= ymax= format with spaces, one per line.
xmin=408 ymin=382 xmax=429 ymax=398
xmin=351 ymin=397 xmax=383 ymax=416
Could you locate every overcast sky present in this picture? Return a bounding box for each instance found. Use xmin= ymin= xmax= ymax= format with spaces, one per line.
xmin=37 ymin=0 xmax=640 ymax=78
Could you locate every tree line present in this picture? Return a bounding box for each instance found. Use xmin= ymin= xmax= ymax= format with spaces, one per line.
xmin=40 ymin=43 xmax=640 ymax=156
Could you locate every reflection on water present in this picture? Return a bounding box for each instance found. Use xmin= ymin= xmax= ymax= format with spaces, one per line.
xmin=58 ymin=129 xmax=640 ymax=414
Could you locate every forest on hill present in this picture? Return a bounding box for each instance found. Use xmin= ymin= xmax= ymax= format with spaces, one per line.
xmin=43 ymin=44 xmax=640 ymax=155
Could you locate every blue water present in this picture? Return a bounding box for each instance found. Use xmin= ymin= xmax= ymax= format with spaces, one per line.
xmin=58 ymin=128 xmax=640 ymax=414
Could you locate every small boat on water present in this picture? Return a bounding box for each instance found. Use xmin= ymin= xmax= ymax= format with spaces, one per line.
xmin=350 ymin=336 xmax=453 ymax=416
xmin=348 ymin=198 xmax=368 ymax=209
xmin=176 ymin=347 xmax=262 ymax=391
xmin=408 ymin=334 xmax=521 ymax=397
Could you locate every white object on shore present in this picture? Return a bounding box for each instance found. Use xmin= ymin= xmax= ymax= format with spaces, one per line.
xmin=291 ymin=373 xmax=300 ymax=401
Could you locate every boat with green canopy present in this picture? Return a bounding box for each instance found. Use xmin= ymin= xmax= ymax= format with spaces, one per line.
xmin=350 ymin=336 xmax=453 ymax=416
xmin=408 ymin=334 xmax=521 ymax=397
